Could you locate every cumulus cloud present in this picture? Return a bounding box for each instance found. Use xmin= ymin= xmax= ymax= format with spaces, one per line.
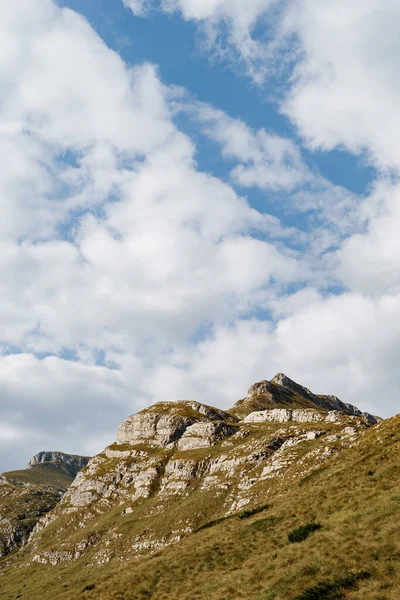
xmin=0 ymin=0 xmax=301 ymax=354
xmin=2 ymin=0 xmax=400 ymax=474
xmin=0 ymin=354 xmax=133 ymax=472
xmin=335 ymin=179 xmax=400 ymax=296
xmin=0 ymin=0 xmax=174 ymax=240
xmin=140 ymin=292 xmax=400 ymax=422
xmin=280 ymin=0 xmax=400 ymax=170
xmin=0 ymin=0 xmax=305 ymax=469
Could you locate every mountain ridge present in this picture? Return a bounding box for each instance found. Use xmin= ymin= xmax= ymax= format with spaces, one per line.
xmin=232 ymin=372 xmax=379 ymax=423
xmin=1 ymin=373 xmax=397 ymax=600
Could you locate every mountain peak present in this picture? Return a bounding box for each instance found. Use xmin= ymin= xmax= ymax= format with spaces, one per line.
xmin=233 ymin=374 xmax=379 ymax=424
xmin=270 ymin=372 xmax=307 ymax=389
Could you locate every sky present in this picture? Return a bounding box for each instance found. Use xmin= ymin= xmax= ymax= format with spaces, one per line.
xmin=1 ymin=0 xmax=400 ymax=471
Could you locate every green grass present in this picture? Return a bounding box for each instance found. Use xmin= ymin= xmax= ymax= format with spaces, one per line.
xmin=3 ymin=464 xmax=74 ymax=490
xmin=0 ymin=415 xmax=399 ymax=600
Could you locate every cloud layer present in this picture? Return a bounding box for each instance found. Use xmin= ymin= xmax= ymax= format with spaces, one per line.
xmin=1 ymin=0 xmax=400 ymax=471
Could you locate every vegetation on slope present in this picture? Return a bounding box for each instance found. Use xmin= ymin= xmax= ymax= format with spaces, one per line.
xmin=3 ymin=463 xmax=77 ymax=490
xmin=0 ymin=414 xmax=399 ymax=600
xmin=0 ymin=459 xmax=89 ymax=558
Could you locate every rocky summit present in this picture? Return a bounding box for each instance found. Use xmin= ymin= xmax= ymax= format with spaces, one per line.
xmin=234 ymin=373 xmax=379 ymax=423
xmin=0 ymin=373 xmax=398 ymax=600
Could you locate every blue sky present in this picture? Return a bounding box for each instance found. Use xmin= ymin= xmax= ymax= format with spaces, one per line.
xmin=1 ymin=0 xmax=400 ymax=470
xmin=60 ymin=0 xmax=375 ymax=195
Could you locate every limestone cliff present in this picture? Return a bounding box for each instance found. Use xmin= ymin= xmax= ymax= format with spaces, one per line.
xmin=28 ymin=452 xmax=90 ymax=479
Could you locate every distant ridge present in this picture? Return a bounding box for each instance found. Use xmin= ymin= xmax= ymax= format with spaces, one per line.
xmin=0 ymin=451 xmax=90 ymax=558
xmin=28 ymin=451 xmax=90 ymax=479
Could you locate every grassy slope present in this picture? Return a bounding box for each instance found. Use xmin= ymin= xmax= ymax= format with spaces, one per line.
xmin=3 ymin=463 xmax=75 ymax=490
xmin=18 ymin=419 xmax=360 ymax=565
xmin=1 ymin=415 xmax=399 ymax=600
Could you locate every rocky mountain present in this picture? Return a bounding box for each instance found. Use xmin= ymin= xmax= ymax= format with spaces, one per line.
xmin=28 ymin=451 xmax=91 ymax=479
xmin=233 ymin=373 xmax=379 ymax=423
xmin=7 ymin=375 xmax=379 ymax=562
xmin=0 ymin=451 xmax=90 ymax=558
xmin=0 ymin=373 xmax=398 ymax=600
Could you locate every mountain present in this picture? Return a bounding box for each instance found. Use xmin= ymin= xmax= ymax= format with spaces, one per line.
xmin=27 ymin=452 xmax=91 ymax=480
xmin=233 ymin=373 xmax=379 ymax=422
xmin=0 ymin=374 xmax=398 ymax=600
xmin=0 ymin=452 xmax=90 ymax=558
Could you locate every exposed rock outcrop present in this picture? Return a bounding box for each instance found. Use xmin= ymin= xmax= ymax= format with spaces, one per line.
xmin=177 ymin=421 xmax=237 ymax=451
xmin=116 ymin=401 xmax=237 ymax=447
xmin=28 ymin=452 xmax=90 ymax=479
xmin=234 ymin=373 xmax=379 ymax=424
xmin=243 ymin=408 xmax=365 ymax=425
xmin=26 ymin=374 xmax=380 ymax=567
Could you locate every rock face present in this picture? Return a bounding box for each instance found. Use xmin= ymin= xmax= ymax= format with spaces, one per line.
xmin=177 ymin=421 xmax=238 ymax=451
xmin=235 ymin=373 xmax=379 ymax=424
xmin=28 ymin=452 xmax=90 ymax=479
xmin=26 ymin=375 xmax=380 ymax=567
xmin=116 ymin=401 xmax=237 ymax=447
xmin=244 ymin=408 xmax=346 ymax=424
xmin=0 ymin=452 xmax=90 ymax=558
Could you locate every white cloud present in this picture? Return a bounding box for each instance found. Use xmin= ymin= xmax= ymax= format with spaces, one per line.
xmin=127 ymin=0 xmax=400 ymax=171
xmin=0 ymin=0 xmax=177 ymax=242
xmin=0 ymin=0 xmax=302 ymax=356
xmin=141 ymin=292 xmax=400 ymax=421
xmin=186 ymin=102 xmax=310 ymax=190
xmin=179 ymin=100 xmax=365 ymax=254
xmin=0 ymin=354 xmax=133 ymax=472
xmin=2 ymin=0 xmax=400 ymax=475
xmin=281 ymin=0 xmax=400 ymax=170
xmin=0 ymin=0 xmax=307 ymax=469
xmin=335 ymin=179 xmax=400 ymax=296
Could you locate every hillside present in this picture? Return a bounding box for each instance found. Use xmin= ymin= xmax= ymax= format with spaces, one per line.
xmin=0 ymin=374 xmax=398 ymax=600
xmin=0 ymin=452 xmax=90 ymax=558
